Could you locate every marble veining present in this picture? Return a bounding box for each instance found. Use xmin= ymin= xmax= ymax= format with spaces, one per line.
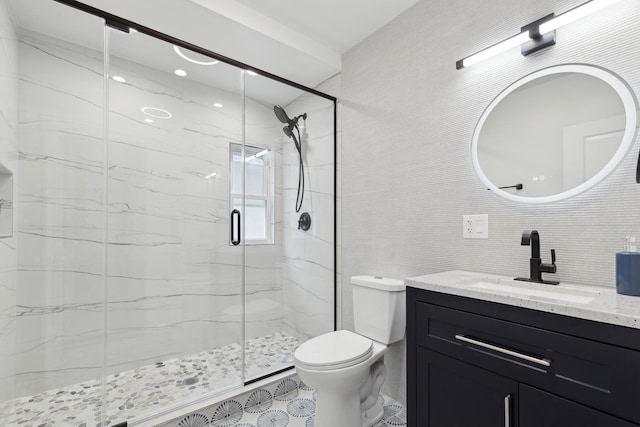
xmin=407 ymin=270 xmax=640 ymax=329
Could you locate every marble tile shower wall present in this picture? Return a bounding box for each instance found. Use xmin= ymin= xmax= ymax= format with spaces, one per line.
xmin=13 ymin=29 xmax=284 ymax=397
xmin=16 ymin=29 xmax=106 ymax=399
xmin=0 ymin=0 xmax=18 ymax=409
xmin=280 ymin=79 xmax=337 ymax=341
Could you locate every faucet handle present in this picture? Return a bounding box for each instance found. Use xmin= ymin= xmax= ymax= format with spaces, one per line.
xmin=540 ymin=249 xmax=557 ymax=275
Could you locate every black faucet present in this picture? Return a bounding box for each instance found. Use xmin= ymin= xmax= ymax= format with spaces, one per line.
xmin=515 ymin=230 xmax=559 ymax=285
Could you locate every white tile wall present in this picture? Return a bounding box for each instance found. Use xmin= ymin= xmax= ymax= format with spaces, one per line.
xmin=341 ymin=0 xmax=640 ymax=406
xmin=0 ymin=0 xmax=18 ymax=409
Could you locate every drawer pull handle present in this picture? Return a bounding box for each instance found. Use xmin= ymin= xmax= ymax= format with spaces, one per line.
xmin=504 ymin=395 xmax=511 ymax=427
xmin=454 ymin=334 xmax=551 ymax=367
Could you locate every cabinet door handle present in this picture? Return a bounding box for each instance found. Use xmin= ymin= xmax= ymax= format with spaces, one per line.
xmin=454 ymin=334 xmax=551 ymax=367
xmin=504 ymin=395 xmax=511 ymax=427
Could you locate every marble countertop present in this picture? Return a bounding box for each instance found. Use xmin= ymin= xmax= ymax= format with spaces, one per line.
xmin=406 ymin=270 xmax=640 ymax=330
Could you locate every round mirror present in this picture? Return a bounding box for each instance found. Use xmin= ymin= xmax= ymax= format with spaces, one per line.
xmin=472 ymin=64 xmax=638 ymax=203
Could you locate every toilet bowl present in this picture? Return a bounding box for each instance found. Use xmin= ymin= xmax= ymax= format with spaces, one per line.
xmin=294 ymin=276 xmax=406 ymax=427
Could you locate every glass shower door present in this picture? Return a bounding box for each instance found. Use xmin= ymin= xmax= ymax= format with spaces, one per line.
xmin=105 ymin=27 xmax=245 ymax=421
xmin=243 ymin=71 xmax=336 ymax=382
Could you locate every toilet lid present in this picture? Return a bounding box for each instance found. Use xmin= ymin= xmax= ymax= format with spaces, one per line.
xmin=294 ymin=330 xmax=373 ymax=371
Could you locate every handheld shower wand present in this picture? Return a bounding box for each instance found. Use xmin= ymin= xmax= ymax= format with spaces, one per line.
xmin=274 ymin=105 xmax=307 ymax=213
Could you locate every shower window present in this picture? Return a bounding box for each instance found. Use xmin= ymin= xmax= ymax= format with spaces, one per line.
xmin=230 ymin=143 xmax=275 ymax=244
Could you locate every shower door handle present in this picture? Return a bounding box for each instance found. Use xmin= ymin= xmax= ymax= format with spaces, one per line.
xmin=230 ymin=209 xmax=241 ymax=246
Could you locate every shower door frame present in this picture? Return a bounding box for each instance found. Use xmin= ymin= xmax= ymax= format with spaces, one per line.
xmin=54 ymin=0 xmax=338 ymax=382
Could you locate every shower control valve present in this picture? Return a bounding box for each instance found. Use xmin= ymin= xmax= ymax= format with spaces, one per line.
xmin=298 ymin=212 xmax=311 ymax=231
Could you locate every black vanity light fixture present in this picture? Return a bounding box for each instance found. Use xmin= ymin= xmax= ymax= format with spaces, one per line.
xmin=456 ymin=0 xmax=625 ymax=70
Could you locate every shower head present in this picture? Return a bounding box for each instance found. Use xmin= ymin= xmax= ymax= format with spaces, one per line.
xmin=274 ymin=105 xmax=307 ymax=128
xmin=274 ymin=105 xmax=292 ymax=125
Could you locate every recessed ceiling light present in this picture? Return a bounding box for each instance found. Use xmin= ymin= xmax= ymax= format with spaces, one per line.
xmin=205 ymin=172 xmax=217 ymax=179
xmin=145 ymin=118 xmax=154 ymax=123
xmin=173 ymin=45 xmax=220 ymax=65
xmin=175 ymin=69 xmax=187 ymax=77
xmin=213 ymin=103 xmax=223 ymax=108
xmin=246 ymin=70 xmax=258 ymax=76
xmin=112 ymin=75 xmax=126 ymax=83
xmin=141 ymin=107 xmax=172 ymax=119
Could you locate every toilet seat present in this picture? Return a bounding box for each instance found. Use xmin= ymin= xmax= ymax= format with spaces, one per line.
xmin=294 ymin=330 xmax=373 ymax=371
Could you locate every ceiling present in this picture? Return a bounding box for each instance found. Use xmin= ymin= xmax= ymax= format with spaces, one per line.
xmin=8 ymin=0 xmax=418 ymax=102
xmin=189 ymin=0 xmax=420 ymax=71
xmin=231 ymin=0 xmax=419 ymax=54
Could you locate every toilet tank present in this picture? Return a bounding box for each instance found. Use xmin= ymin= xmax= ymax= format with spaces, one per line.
xmin=351 ymin=276 xmax=406 ymax=344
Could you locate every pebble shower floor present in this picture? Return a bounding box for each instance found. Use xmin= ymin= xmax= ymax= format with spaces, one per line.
xmin=4 ymin=333 xmax=302 ymax=426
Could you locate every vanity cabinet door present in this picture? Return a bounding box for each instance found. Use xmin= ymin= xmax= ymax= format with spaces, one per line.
xmin=520 ymin=385 xmax=638 ymax=427
xmin=417 ymin=347 xmax=518 ymax=427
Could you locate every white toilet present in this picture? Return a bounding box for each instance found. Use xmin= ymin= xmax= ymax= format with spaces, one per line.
xmin=294 ymin=276 xmax=406 ymax=427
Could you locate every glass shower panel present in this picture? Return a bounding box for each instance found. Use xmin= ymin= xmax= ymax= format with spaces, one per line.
xmin=243 ymin=74 xmax=335 ymax=381
xmin=0 ymin=1 xmax=19 ymax=423
xmin=105 ymin=29 xmax=244 ymax=421
xmin=3 ymin=1 xmax=337 ymax=424
xmin=4 ymin=1 xmax=106 ymax=426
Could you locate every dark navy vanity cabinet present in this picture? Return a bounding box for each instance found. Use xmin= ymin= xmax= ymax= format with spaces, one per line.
xmin=407 ymin=287 xmax=640 ymax=426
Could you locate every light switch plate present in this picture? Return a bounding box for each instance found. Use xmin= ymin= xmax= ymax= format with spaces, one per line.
xmin=463 ymin=214 xmax=488 ymax=239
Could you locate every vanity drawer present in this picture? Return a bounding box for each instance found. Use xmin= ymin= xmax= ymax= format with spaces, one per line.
xmin=415 ymin=301 xmax=640 ymax=424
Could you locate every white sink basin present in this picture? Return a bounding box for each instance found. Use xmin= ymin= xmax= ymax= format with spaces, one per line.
xmin=467 ymin=280 xmax=600 ymax=304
